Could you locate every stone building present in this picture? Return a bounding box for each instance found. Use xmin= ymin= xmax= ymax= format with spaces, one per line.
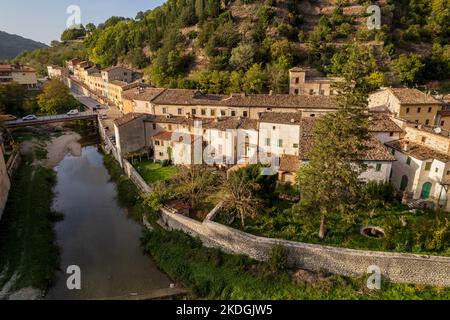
xmin=368 ymin=87 xmax=443 ymax=126
xmin=288 ymin=67 xmax=344 ymax=96
xmin=122 ymin=87 xmax=166 ymax=114
xmin=0 ymin=64 xmax=37 ymax=89
xmin=47 ymin=65 xmax=69 ymax=79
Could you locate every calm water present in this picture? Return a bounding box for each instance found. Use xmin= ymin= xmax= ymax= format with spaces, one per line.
xmin=45 ymin=146 xmax=171 ymax=300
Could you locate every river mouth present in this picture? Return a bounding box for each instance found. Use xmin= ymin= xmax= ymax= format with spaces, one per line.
xmin=45 ymin=145 xmax=171 ymax=300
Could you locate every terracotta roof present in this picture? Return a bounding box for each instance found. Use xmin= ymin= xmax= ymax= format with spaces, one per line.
xmin=299 ymin=118 xmax=395 ymax=161
xmin=109 ymin=80 xmax=129 ymax=87
xmin=144 ymin=115 xmax=215 ymax=128
xmin=152 ymin=131 xmax=174 ymax=141
xmin=438 ymin=109 xmax=450 ymax=117
xmin=369 ymin=112 xmax=403 ymax=132
xmin=387 ymin=88 xmax=441 ymax=105
xmin=385 ymin=139 xmax=450 ymax=163
xmin=122 ymin=87 xmax=166 ymax=101
xmin=279 ymin=155 xmax=300 ymax=172
xmin=259 ymin=112 xmax=302 ymax=125
xmin=150 ymin=89 xmax=338 ymax=109
xmin=114 ymin=113 xmax=146 ymax=127
xmin=208 ymin=117 xmax=258 ymax=131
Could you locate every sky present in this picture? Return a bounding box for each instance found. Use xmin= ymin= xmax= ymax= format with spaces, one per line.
xmin=0 ymin=0 xmax=165 ymax=45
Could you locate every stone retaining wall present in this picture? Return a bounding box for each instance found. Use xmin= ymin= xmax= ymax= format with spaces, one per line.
xmin=123 ymin=159 xmax=152 ymax=194
xmin=159 ymin=208 xmax=450 ymax=287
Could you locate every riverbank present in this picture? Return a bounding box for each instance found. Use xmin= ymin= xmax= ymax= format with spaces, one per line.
xmin=0 ymin=129 xmax=82 ymax=300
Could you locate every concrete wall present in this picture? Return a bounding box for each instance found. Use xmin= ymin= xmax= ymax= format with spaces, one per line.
xmin=158 ymin=207 xmax=450 ymax=287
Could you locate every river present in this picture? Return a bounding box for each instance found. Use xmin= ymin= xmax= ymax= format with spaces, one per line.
xmin=45 ymin=145 xmax=171 ymax=300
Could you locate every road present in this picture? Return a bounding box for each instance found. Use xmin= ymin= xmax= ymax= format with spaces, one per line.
xmin=3 ymin=111 xmax=97 ymax=128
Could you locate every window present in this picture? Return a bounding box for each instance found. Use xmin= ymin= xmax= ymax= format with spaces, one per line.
xmin=221 ymin=110 xmax=226 ymax=116
xmin=447 ymin=170 xmax=450 ymax=175
xmin=309 ymin=89 xmax=314 ymax=95
xmin=168 ymin=124 xmax=172 ymax=131
xmin=162 ymin=107 xmax=167 ymax=114
xmin=294 ymin=89 xmax=299 ymax=95
xmin=159 ymin=152 xmax=163 ymax=156
xmin=152 ymin=124 xmax=156 ymax=130
xmin=310 ymin=114 xmax=315 ymax=117
xmin=192 ymin=109 xmax=197 ymax=115
xmin=391 ymin=149 xmax=395 ymax=155
xmin=231 ymin=111 xmax=236 ymax=117
xmin=441 ymin=120 xmax=445 ymax=126
xmin=406 ymin=108 xmax=410 ymax=113
xmin=406 ymin=157 xmax=411 ymax=165
xmin=243 ymin=111 xmax=248 ymax=117
xmin=272 ymin=126 xmax=276 ymax=130
xmin=210 ymin=110 xmax=216 ymax=116
xmin=265 ymin=138 xmax=270 ymax=146
xmin=295 ymin=77 xmax=299 ymax=84
xmin=417 ymin=107 xmax=421 ymax=113
xmin=425 ymin=162 xmax=432 ymax=171
xmin=278 ymin=139 xmax=283 ymax=147
xmin=267 ymin=108 xmax=272 ymax=111
xmin=425 ymin=119 xmax=429 ymax=125
xmin=319 ymin=90 xmax=325 ymax=95
xmin=218 ymin=144 xmax=223 ymax=154
xmin=201 ymin=109 xmax=206 ymax=116
xmin=428 ymin=107 xmax=432 ymax=113
xmin=376 ymin=163 xmax=382 ymax=172
xmin=421 ymin=136 xmax=426 ymax=143
xmin=293 ymin=143 xmax=299 ymax=148
xmin=435 ymin=167 xmax=439 ymax=173
xmin=389 ymin=132 xmax=394 ymax=137
xmin=155 ymin=140 xmax=160 ymax=146
xmin=178 ymin=108 xmax=182 ymax=115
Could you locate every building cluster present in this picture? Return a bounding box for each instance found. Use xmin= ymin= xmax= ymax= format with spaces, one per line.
xmin=0 ymin=63 xmax=38 ymax=89
xmin=47 ymin=59 xmax=450 ymax=210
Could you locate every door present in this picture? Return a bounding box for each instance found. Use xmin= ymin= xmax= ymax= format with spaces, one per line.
xmin=420 ymin=182 xmax=432 ymax=199
xmin=400 ymin=175 xmax=408 ymax=191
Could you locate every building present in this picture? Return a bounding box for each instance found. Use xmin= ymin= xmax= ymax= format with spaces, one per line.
xmin=369 ymin=111 xmax=404 ymax=144
xmin=368 ymin=87 xmax=443 ymax=126
xmin=122 ymin=87 xmax=166 ymax=114
xmin=75 ymin=65 xmax=99 ymax=84
xmin=47 ymin=65 xmax=69 ymax=79
xmin=386 ymin=139 xmax=450 ymax=210
xmin=101 ymin=66 xmax=140 ymax=84
xmin=66 ymin=58 xmax=83 ymax=74
xmin=0 ymin=64 xmax=38 ymax=89
xmin=104 ymin=80 xmax=140 ymax=110
xmin=289 ymin=67 xmax=344 ymax=96
xmin=436 ymin=110 xmax=450 ymax=132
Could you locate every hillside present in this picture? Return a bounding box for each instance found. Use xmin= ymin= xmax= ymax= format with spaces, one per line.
xmin=0 ymin=31 xmax=48 ymax=60
xmin=16 ymin=0 xmax=450 ymax=93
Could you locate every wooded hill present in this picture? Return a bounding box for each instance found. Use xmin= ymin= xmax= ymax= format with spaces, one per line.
xmin=0 ymin=31 xmax=48 ymax=60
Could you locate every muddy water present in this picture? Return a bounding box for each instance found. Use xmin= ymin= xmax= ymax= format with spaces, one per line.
xmin=45 ymin=146 xmax=171 ymax=300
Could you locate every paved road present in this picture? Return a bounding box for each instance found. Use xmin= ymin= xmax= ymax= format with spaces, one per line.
xmin=3 ymin=111 xmax=97 ymax=127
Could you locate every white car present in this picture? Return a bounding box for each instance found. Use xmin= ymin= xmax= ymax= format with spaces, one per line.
xmin=22 ymin=115 xmax=37 ymax=121
xmin=67 ymin=109 xmax=79 ymax=116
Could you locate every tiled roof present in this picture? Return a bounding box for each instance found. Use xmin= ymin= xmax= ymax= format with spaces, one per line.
xmin=259 ymin=112 xmax=302 ymax=125
xmin=385 ymin=139 xmax=450 ymax=163
xmin=208 ymin=117 xmax=258 ymax=131
xmin=144 ymin=115 xmax=215 ymax=128
xmin=113 ymin=113 xmax=146 ymax=127
xmin=279 ymin=155 xmax=300 ymax=172
xmin=109 ymin=80 xmax=129 ymax=87
xmin=299 ymin=118 xmax=395 ymax=161
xmin=122 ymin=87 xmax=166 ymax=101
xmin=152 ymin=131 xmax=174 ymax=141
xmin=368 ymin=112 xmax=403 ymax=132
xmin=388 ymin=88 xmax=441 ymax=105
xmin=150 ymin=89 xmax=338 ymax=109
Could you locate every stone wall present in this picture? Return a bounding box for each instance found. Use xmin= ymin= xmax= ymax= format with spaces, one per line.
xmin=123 ymin=159 xmax=152 ymax=194
xmin=159 ymin=208 xmax=450 ymax=287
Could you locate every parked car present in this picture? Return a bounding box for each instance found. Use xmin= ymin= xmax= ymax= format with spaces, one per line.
xmin=67 ymin=109 xmax=79 ymax=116
xmin=0 ymin=114 xmax=17 ymax=122
xmin=22 ymin=115 xmax=37 ymax=121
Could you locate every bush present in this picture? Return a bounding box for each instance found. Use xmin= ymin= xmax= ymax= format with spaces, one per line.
xmin=267 ymin=245 xmax=287 ymax=273
xmin=364 ymin=181 xmax=395 ymax=206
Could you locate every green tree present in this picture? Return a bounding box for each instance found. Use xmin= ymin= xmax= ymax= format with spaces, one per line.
xmin=0 ymin=83 xmax=27 ymax=115
xmin=296 ymin=82 xmax=369 ymax=240
xmin=229 ymin=43 xmax=255 ymax=70
xmin=243 ymin=63 xmax=266 ymax=94
xmin=37 ymin=80 xmax=80 ymax=115
xmin=61 ymin=25 xmax=86 ymax=41
xmin=392 ymin=53 xmax=425 ymax=86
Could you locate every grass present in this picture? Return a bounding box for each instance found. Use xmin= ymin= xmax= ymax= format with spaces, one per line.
xmin=218 ymin=201 xmax=450 ymax=257
xmin=134 ymin=159 xmax=179 ymax=184
xmin=0 ymin=156 xmax=60 ymax=291
xmin=142 ymin=229 xmax=450 ymax=300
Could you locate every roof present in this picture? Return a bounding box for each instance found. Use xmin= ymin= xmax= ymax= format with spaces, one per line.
xmin=279 ymin=155 xmax=301 ymax=172
xmin=109 ymin=80 xmax=129 ymax=87
xmin=122 ymin=87 xmax=166 ymax=101
xmin=0 ymin=64 xmax=35 ymax=72
xmin=150 ymin=89 xmax=338 ymax=109
xmin=208 ymin=117 xmax=258 ymax=131
xmin=438 ymin=109 xmax=450 ymax=117
xmin=144 ymin=114 xmax=215 ymax=127
xmin=387 ymin=88 xmax=441 ymax=105
xmin=152 ymin=131 xmax=174 ymax=141
xmin=299 ymin=118 xmax=395 ymax=161
xmin=385 ymin=139 xmax=450 ymax=163
xmin=369 ymin=112 xmax=403 ymax=133
xmin=113 ymin=113 xmax=146 ymax=127
xmin=259 ymin=112 xmax=302 ymax=125
xmin=103 ymin=66 xmax=133 ymax=72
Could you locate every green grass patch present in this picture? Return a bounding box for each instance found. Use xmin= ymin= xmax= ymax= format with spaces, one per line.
xmin=0 ymin=159 xmax=60 ymax=291
xmin=142 ymin=229 xmax=450 ymax=299
xmin=134 ymin=160 xmax=179 ymax=184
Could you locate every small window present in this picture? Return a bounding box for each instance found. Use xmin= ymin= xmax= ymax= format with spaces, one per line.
xmin=210 ymin=110 xmax=216 ymax=116
xmin=425 ymin=162 xmax=432 ymax=171
xmin=447 ymin=170 xmax=450 ymax=175
xmin=441 ymin=120 xmax=445 ymax=126
xmin=265 ymin=138 xmax=270 ymax=146
xmin=162 ymin=107 xmax=167 ymax=114
xmin=231 ymin=111 xmax=236 ymax=117
xmin=294 ymin=89 xmax=299 ymax=95
xmin=272 ymin=126 xmax=276 ymax=130
xmin=243 ymin=111 xmax=248 ymax=117
xmin=421 ymin=136 xmax=426 ymax=143
xmin=389 ymin=132 xmax=394 ymax=137
xmin=192 ymin=109 xmax=197 ymax=115
xmin=309 ymin=89 xmax=314 ymax=95
xmin=295 ymin=77 xmax=299 ymax=84
xmin=406 ymin=157 xmax=411 ymax=165
xmin=319 ymin=89 xmax=325 ymax=95
xmin=278 ymin=139 xmax=283 ymax=147
xmin=267 ymin=108 xmax=272 ymax=111
xmin=293 ymin=143 xmax=299 ymax=148
xmin=417 ymin=107 xmax=421 ymax=113
xmin=425 ymin=119 xmax=429 ymax=125
xmin=168 ymin=124 xmax=172 ymax=131
xmin=159 ymin=152 xmax=163 ymax=156
xmin=310 ymin=114 xmax=315 ymax=117
xmin=155 ymin=140 xmax=160 ymax=146
xmin=428 ymin=107 xmax=432 ymax=113
xmin=178 ymin=108 xmax=182 ymax=115
xmin=220 ymin=110 xmax=226 ymax=116
xmin=201 ymin=109 xmax=206 ymax=116
xmin=406 ymin=108 xmax=410 ymax=113
xmin=152 ymin=124 xmax=156 ymax=130
xmin=376 ymin=163 xmax=382 ymax=172
xmin=435 ymin=167 xmax=439 ymax=173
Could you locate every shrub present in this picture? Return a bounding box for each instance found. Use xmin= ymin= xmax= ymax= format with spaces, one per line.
xmin=267 ymin=245 xmax=287 ymax=273
xmin=364 ymin=181 xmax=395 ymax=206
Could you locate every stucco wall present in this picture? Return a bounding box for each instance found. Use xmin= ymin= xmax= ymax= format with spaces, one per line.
xmin=158 ymin=208 xmax=450 ymax=287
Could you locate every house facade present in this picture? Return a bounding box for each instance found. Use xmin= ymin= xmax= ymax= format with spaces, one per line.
xmin=289 ymin=67 xmax=344 ymax=96
xmin=0 ymin=64 xmax=37 ymax=89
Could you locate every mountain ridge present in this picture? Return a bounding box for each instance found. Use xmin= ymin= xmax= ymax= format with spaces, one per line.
xmin=0 ymin=31 xmax=48 ymax=60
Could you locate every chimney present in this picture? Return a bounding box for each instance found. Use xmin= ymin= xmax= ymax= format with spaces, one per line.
xmin=403 ymin=141 xmax=410 ymax=152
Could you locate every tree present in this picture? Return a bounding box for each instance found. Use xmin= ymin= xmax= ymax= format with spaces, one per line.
xmin=242 ymin=63 xmax=266 ymax=94
xmin=37 ymin=80 xmax=80 ymax=114
xmin=0 ymin=83 xmax=27 ymax=115
xmin=85 ymin=23 xmax=97 ymax=33
xmin=392 ymin=53 xmax=425 ymax=86
xmin=61 ymin=25 xmax=86 ymax=41
xmin=296 ymin=82 xmax=369 ymax=240
xmin=223 ymin=170 xmax=262 ymax=227
xmin=229 ymin=43 xmax=255 ymax=70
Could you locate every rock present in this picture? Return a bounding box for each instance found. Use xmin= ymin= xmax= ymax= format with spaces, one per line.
xmin=8 ymin=287 xmax=42 ymax=300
